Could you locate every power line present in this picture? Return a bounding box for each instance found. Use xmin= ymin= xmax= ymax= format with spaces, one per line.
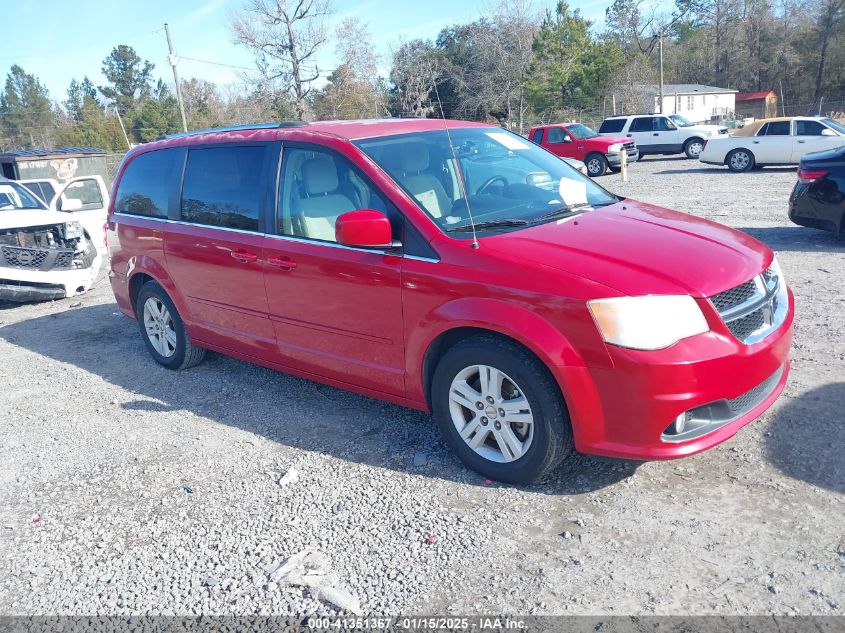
xmin=179 ymin=56 xmax=255 ymax=72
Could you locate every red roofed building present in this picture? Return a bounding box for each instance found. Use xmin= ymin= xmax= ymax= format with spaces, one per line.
xmin=735 ymin=90 xmax=779 ymax=119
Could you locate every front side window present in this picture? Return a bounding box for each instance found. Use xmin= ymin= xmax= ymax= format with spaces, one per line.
xmin=180 ymin=145 xmax=266 ymax=231
xmin=278 ymin=147 xmax=389 ymax=243
xmin=795 ymin=120 xmax=826 ymax=136
xmin=547 ymin=128 xmax=569 ymax=143
xmin=0 ymin=180 xmax=47 ymax=210
xmin=821 ymin=118 xmax=845 ymax=134
xmin=355 ymin=127 xmax=619 ymax=236
xmin=629 ymin=117 xmax=653 ymax=132
xmin=655 ymin=117 xmax=677 ymax=131
xmin=115 ymin=149 xmax=178 ymax=218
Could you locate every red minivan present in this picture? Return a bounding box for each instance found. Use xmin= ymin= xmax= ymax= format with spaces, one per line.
xmin=108 ymin=119 xmax=793 ymax=483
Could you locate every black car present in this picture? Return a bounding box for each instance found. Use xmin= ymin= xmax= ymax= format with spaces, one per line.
xmin=789 ymin=146 xmax=845 ymax=236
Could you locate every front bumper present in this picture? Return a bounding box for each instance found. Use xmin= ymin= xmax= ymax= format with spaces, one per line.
xmin=555 ymin=290 xmax=794 ymax=460
xmin=606 ymin=148 xmax=640 ymax=165
xmin=0 ymin=255 xmax=101 ymax=303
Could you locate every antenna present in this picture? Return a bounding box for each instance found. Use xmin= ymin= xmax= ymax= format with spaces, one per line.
xmin=432 ymin=82 xmax=479 ymax=250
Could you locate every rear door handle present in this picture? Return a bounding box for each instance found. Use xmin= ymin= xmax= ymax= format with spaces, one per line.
xmin=653 ymin=133 xmax=659 ymax=136
xmin=230 ymin=249 xmax=258 ymax=264
xmin=797 ymin=140 xmax=805 ymax=144
xmin=267 ymin=255 xmax=297 ymax=270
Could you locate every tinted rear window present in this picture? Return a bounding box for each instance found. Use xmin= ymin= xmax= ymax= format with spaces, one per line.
xmin=763 ymin=121 xmax=791 ymax=136
xmin=599 ymin=119 xmax=625 ymax=133
xmin=530 ymin=129 xmax=543 ymax=144
xmin=180 ymin=146 xmax=266 ymax=231
xmin=115 ymin=149 xmax=179 ymax=217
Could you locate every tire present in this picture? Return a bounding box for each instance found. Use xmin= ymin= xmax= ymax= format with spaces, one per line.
xmin=135 ymin=281 xmax=206 ymax=370
xmin=684 ymin=137 xmax=705 ymax=159
xmin=585 ymin=153 xmax=609 ymax=177
xmin=431 ymin=335 xmax=574 ymax=484
xmin=726 ymin=148 xmax=755 ymax=172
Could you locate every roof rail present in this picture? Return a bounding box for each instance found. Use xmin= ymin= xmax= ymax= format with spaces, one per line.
xmin=156 ymin=121 xmax=307 ymax=141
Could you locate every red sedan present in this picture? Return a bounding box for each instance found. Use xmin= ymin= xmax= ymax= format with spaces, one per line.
xmin=107 ymin=118 xmax=792 ymax=483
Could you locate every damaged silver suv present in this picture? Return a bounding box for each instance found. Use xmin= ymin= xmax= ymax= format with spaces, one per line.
xmin=0 ymin=177 xmax=107 ymax=302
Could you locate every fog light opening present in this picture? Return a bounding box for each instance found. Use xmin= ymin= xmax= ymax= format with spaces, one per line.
xmin=672 ymin=412 xmax=692 ymax=435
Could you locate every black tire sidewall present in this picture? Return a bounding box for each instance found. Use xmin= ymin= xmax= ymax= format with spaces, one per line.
xmin=135 ymin=282 xmax=189 ymax=370
xmin=431 ymin=340 xmax=570 ymax=484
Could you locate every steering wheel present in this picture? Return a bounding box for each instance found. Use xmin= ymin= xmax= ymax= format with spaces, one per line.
xmin=476 ymin=175 xmax=508 ymax=195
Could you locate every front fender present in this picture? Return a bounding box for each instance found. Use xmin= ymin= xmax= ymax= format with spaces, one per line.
xmin=406 ymin=297 xmax=591 ymax=405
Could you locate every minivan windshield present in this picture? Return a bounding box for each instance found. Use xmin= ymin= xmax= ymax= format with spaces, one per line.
xmin=0 ymin=180 xmax=48 ymax=211
xmin=355 ymin=127 xmax=619 ymax=235
xmin=669 ymin=114 xmax=693 ymax=127
xmin=566 ymin=123 xmax=599 ymax=139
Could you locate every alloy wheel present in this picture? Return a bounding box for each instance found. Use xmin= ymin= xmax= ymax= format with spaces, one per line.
xmin=730 ymin=151 xmax=750 ymax=171
xmin=448 ymin=364 xmax=534 ymax=463
xmin=143 ymin=297 xmax=177 ymax=358
xmin=688 ymin=141 xmax=704 ymax=157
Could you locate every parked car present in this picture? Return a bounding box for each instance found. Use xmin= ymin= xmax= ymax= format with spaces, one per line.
xmin=789 ymin=145 xmax=845 ymax=236
xmin=561 ymin=156 xmax=588 ymax=175
xmin=528 ymin=123 xmax=638 ymax=177
xmin=599 ymin=114 xmax=728 ymax=159
xmin=699 ymin=116 xmax=845 ymax=172
xmin=108 ymin=119 xmax=793 ymax=484
xmin=0 ymin=176 xmax=108 ymax=302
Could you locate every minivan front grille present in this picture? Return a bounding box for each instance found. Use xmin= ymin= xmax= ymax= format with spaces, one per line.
xmin=709 ymin=264 xmax=787 ymax=344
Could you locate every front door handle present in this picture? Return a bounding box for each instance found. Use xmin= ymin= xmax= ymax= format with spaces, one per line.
xmin=230 ymin=249 xmax=258 ymax=263
xmin=653 ymin=133 xmax=659 ymax=136
xmin=797 ymin=140 xmax=805 ymax=144
xmin=267 ymin=255 xmax=297 ymax=270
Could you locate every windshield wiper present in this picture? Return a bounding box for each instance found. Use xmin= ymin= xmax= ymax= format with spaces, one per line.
xmin=444 ymin=218 xmax=529 ymax=232
xmin=531 ymin=202 xmax=596 ymax=223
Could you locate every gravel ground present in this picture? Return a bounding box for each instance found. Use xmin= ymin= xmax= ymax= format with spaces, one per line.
xmin=0 ymin=156 xmax=843 ymax=617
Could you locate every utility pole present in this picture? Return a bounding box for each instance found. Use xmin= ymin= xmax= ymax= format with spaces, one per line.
xmin=110 ymin=104 xmax=131 ymax=149
xmin=658 ymin=31 xmax=664 ymax=114
xmin=164 ymin=23 xmax=188 ymax=133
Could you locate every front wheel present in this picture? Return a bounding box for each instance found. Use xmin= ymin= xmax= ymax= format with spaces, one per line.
xmin=585 ymin=153 xmax=609 ymax=177
xmin=684 ymin=138 xmax=705 ymax=159
xmin=136 ymin=281 xmax=206 ymax=370
xmin=727 ymin=148 xmax=755 ymax=172
xmin=431 ymin=336 xmax=574 ymax=484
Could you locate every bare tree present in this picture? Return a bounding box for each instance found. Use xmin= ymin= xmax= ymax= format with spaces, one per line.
xmin=390 ymin=39 xmax=442 ymax=117
xmin=314 ymin=17 xmax=385 ymax=119
xmin=811 ymin=0 xmax=845 ymax=103
xmin=231 ymin=0 xmax=333 ymax=120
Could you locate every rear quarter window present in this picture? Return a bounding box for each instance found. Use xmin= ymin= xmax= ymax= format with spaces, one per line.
xmin=114 ymin=149 xmax=179 ymax=218
xmin=599 ymin=119 xmax=626 ymax=134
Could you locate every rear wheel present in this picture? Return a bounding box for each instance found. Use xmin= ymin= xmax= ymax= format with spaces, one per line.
xmin=727 ymin=148 xmax=755 ymax=172
xmin=136 ymin=281 xmax=206 ymax=370
xmin=431 ymin=335 xmax=574 ymax=484
xmin=684 ymin=137 xmax=705 ymax=159
xmin=585 ymin=153 xmax=609 ymax=177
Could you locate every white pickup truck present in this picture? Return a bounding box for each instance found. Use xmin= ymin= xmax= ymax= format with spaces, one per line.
xmin=0 ymin=175 xmax=109 ymax=302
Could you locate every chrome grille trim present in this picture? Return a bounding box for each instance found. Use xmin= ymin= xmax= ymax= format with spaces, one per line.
xmin=709 ymin=264 xmax=787 ymax=345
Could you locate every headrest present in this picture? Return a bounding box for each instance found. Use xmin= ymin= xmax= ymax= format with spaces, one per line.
xmin=384 ymin=141 xmax=430 ymax=174
xmin=302 ymin=158 xmax=339 ymax=195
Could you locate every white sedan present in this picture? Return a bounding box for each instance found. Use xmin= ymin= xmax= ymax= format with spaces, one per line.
xmin=699 ymin=116 xmax=845 ymax=172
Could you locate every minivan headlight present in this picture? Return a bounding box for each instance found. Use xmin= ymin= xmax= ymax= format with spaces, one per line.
xmin=588 ymin=295 xmax=709 ymax=350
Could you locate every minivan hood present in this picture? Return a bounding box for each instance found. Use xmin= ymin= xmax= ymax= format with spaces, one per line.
xmin=485 ymin=200 xmax=770 ymax=297
xmin=0 ymin=209 xmax=68 ymax=231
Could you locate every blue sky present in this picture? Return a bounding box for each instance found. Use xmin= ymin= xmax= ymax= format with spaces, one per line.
xmin=2 ymin=0 xmax=632 ymax=103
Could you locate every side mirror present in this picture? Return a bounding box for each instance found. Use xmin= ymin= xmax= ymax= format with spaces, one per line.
xmin=562 ymin=135 xmax=573 ymax=143
xmin=57 ymin=197 xmax=83 ymax=212
xmin=821 ymin=128 xmax=836 ymax=137
xmin=336 ymin=209 xmax=394 ymax=249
